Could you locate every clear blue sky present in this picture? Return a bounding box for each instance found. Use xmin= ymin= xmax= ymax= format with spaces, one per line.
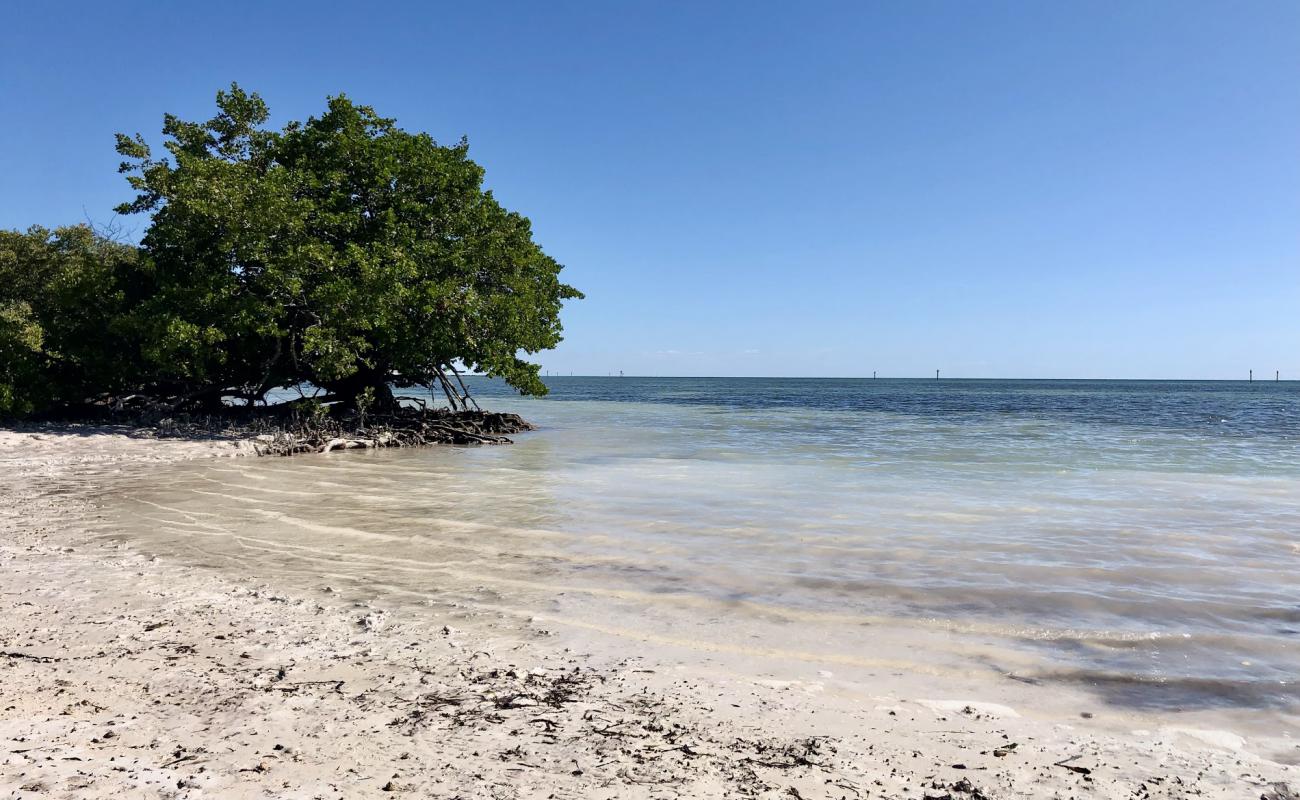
xmin=3 ymin=1 xmax=1297 ymax=379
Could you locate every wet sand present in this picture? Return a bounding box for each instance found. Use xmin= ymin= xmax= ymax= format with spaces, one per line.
xmin=1 ymin=426 xmax=1297 ymax=798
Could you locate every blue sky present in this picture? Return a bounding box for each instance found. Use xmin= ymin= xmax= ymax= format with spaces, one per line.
xmin=3 ymin=1 xmax=1297 ymax=379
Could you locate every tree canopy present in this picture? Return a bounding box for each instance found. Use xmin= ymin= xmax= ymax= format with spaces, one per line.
xmin=0 ymin=85 xmax=581 ymax=417
xmin=0 ymin=225 xmax=147 ymax=416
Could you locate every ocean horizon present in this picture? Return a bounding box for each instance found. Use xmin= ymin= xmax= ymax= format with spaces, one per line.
xmin=533 ymin=375 xmax=1296 ymax=380
xmin=7 ymin=1 xmax=1299 ymax=791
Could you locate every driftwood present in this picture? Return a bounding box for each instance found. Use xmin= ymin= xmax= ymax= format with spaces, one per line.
xmin=246 ymin=409 xmax=535 ymax=456
xmin=28 ymin=396 xmax=535 ymax=458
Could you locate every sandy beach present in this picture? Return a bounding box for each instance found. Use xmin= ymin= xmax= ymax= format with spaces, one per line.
xmin=2 ymin=427 xmax=1297 ymax=799
xmin=5 ymin=2 xmax=1297 ymax=795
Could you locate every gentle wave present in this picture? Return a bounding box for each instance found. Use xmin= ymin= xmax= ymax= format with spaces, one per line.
xmin=87 ymin=378 xmax=1300 ymax=714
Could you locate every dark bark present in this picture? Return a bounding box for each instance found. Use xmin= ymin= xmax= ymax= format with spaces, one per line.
xmin=320 ymin=366 xmax=397 ymax=411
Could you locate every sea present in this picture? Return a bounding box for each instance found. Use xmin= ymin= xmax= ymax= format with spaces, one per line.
xmin=89 ymin=377 xmax=1300 ymax=721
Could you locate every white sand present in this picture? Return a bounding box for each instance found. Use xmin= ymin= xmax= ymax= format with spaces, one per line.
xmin=1 ymin=425 xmax=1297 ymax=798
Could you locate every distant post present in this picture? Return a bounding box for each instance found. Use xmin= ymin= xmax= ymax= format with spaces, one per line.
xmin=1250 ymin=370 xmax=1253 ymax=383
xmin=935 ymin=369 xmax=940 ymax=380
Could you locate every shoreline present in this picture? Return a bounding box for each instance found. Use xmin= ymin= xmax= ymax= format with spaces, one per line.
xmin=2 ymin=426 xmax=1297 ymax=798
xmin=11 ymin=405 xmax=535 ymax=456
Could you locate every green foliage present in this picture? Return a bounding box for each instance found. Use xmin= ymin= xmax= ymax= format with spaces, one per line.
xmin=0 ymin=226 xmax=145 ymax=416
xmin=291 ymin=397 xmax=329 ymax=429
xmin=356 ymin=386 xmax=376 ymax=429
xmin=0 ymin=84 xmax=579 ymax=418
xmin=115 ymin=83 xmax=582 ymax=405
xmin=0 ymin=301 xmax=44 ymax=416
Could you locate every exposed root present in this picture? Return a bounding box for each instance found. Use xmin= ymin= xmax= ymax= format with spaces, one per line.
xmin=20 ymin=402 xmax=536 ymax=457
xmin=247 ymin=410 xmax=534 ymax=456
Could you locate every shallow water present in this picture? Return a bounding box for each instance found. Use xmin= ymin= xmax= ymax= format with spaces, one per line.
xmin=91 ymin=378 xmax=1300 ymax=716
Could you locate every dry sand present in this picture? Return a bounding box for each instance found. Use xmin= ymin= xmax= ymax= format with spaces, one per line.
xmin=1 ymin=425 xmax=1297 ymax=799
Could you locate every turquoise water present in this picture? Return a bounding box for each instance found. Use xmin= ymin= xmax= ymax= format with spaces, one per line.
xmin=102 ymin=378 xmax=1300 ymax=713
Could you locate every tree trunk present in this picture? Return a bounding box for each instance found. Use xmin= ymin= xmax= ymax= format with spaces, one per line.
xmin=322 ymin=367 xmax=396 ymax=411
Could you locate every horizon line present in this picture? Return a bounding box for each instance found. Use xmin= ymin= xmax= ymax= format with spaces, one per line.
xmin=511 ymin=374 xmax=1296 ymax=382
